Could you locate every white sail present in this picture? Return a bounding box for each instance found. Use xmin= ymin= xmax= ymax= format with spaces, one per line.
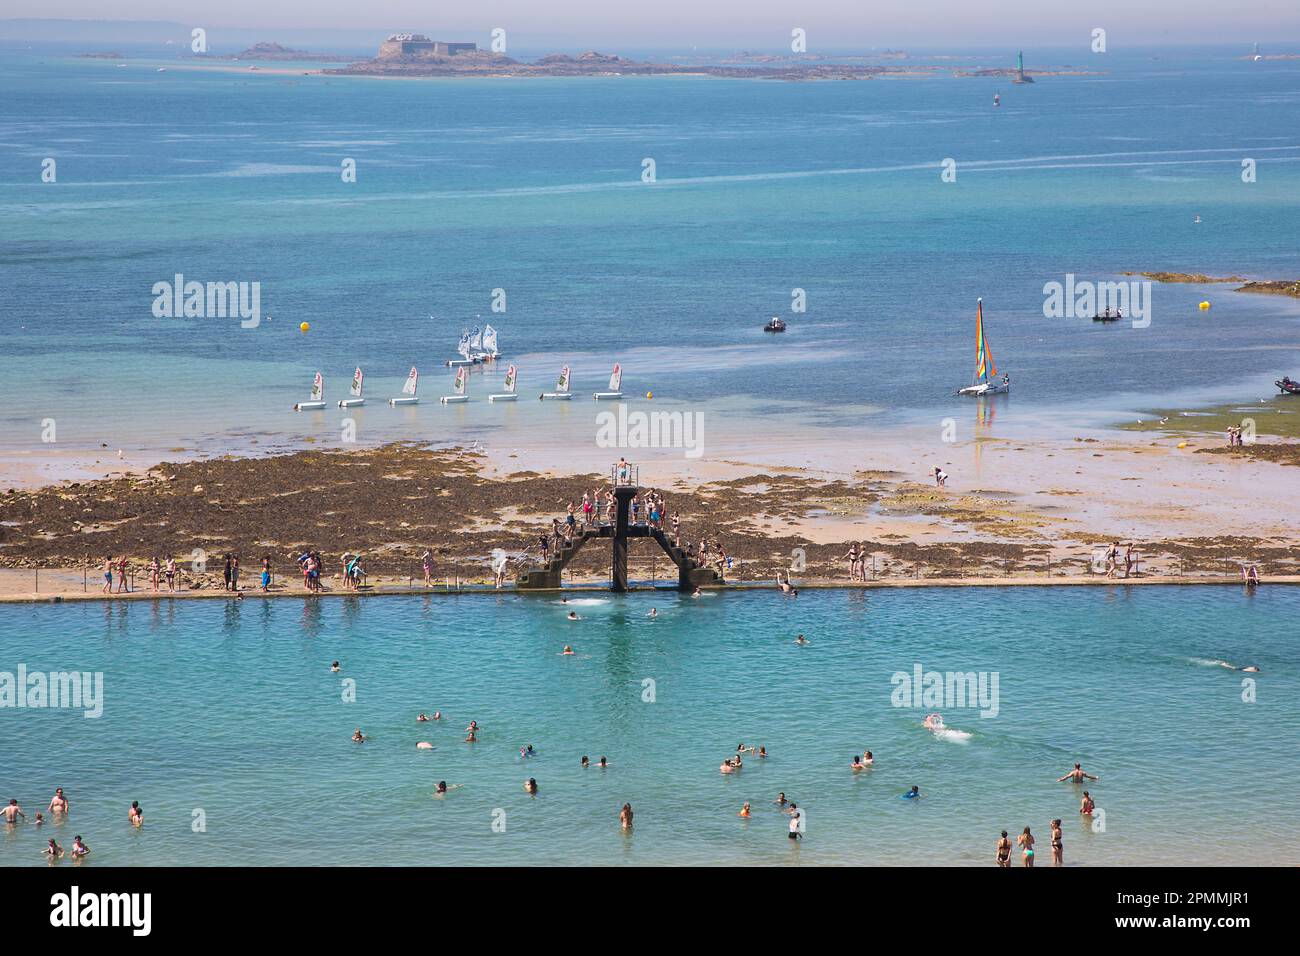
xmin=469 ymin=327 xmax=482 ymax=352
xmin=402 ymin=366 xmax=418 ymax=396
xmin=556 ymin=365 xmax=570 ymax=393
xmin=457 ymin=329 xmax=471 ymax=358
xmin=453 ymin=365 xmax=467 ymax=395
xmin=310 ymin=372 xmax=323 ymax=402
xmin=482 ymin=324 xmax=498 ymax=354
xmin=608 ymin=363 xmax=622 ymax=392
xmin=350 ymin=367 xmax=364 ymax=398
xmin=503 ymin=363 xmax=517 ymax=393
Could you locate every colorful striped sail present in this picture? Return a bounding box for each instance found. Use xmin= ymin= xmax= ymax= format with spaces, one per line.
xmin=974 ymin=299 xmax=997 ymax=383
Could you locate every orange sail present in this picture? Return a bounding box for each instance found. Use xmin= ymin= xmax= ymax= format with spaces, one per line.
xmin=974 ymin=299 xmax=997 ymax=382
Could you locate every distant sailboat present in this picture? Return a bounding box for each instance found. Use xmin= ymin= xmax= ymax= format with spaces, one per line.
xmin=481 ymin=324 xmax=499 ymax=360
xmin=993 ymin=92 xmax=1001 ymax=107
xmin=489 ymin=363 xmax=518 ymax=402
xmin=957 ymin=299 xmax=1010 ymax=396
xmin=440 ymin=365 xmax=470 ymax=404
xmin=447 ymin=328 xmax=475 ymax=367
xmin=593 ymin=362 xmax=624 ymax=400
xmin=541 ymin=365 xmax=573 ymax=401
xmin=338 ymin=367 xmax=365 ymax=407
xmin=294 ymin=371 xmax=327 ymax=411
xmin=389 ymin=366 xmax=420 ymax=405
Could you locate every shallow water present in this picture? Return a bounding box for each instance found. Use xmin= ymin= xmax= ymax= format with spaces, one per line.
xmin=1 ymin=584 xmax=1295 ymax=866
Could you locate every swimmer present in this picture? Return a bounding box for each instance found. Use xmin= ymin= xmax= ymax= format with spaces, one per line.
xmin=465 ymin=729 xmax=478 ymax=743
xmin=596 ymin=756 xmax=609 ymax=768
xmin=331 ymin=661 xmax=340 ymax=673
xmin=647 ymin=608 xmax=657 ymax=618
xmin=775 ymin=792 xmax=787 ymax=807
xmin=434 ymin=781 xmax=463 ymax=796
xmin=758 ymin=746 xmax=768 ymax=759
xmin=432 ymin=711 xmax=442 ymax=720
xmin=692 ymin=587 xmax=702 ymax=598
xmin=465 ymin=720 xmax=478 ymax=734
xmin=352 ymin=728 xmax=367 ymax=742
xmin=48 ymin=788 xmax=69 ymax=815
xmin=1058 ymin=763 xmax=1098 ymax=783
xmin=71 ymin=835 xmax=90 ymax=859
xmin=34 ymin=812 xmax=44 ymax=827
xmin=923 ymin=713 xmax=944 ymax=731
xmin=524 ymin=778 xmax=538 ymax=795
xmin=794 ymin=634 xmax=809 ymax=646
xmin=581 ymin=756 xmax=590 ymax=768
xmin=720 ymin=760 xmax=734 ymax=774
xmin=417 ymin=713 xmax=431 ymax=722
xmin=851 ymin=755 xmax=867 ymax=771
xmin=736 ymin=743 xmax=756 ymax=756
xmin=128 ymin=801 xmax=143 ymax=826
xmin=416 ymin=741 xmax=434 ymax=750
xmin=562 ymin=645 xmax=575 ymax=655
xmin=3 ymin=799 xmax=25 ymax=825
xmin=620 ymin=803 xmax=634 ymax=829
xmin=1080 ymin=791 xmax=1095 ymax=816
xmin=1218 ymin=661 xmax=1261 ymax=673
xmin=739 ymin=802 xmax=752 ymax=818
xmin=996 ymin=830 xmax=1012 ymax=867
xmin=1018 ymin=826 xmax=1035 ymax=867
xmin=566 ymin=612 xmax=579 ymax=621
xmin=44 ymin=838 xmax=64 ymax=860
xmin=862 ymin=750 xmax=873 ymax=765
xmin=520 ymin=744 xmax=536 ymax=758
xmin=730 ymin=754 xmax=743 ymax=770
xmin=901 ymin=785 xmax=921 ymax=799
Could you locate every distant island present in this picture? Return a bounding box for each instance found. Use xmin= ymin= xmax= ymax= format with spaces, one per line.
xmin=1127 ymin=272 xmax=1300 ymax=298
xmin=197 ymin=41 xmax=356 ymax=63
xmin=323 ymin=33 xmax=1098 ymax=81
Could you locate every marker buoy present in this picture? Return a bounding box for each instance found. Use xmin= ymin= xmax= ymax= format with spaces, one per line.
xmin=1199 ymin=301 xmax=1210 ymax=311
xmin=300 ymin=322 xmax=310 ymax=332
xmin=646 ymin=391 xmax=653 ymax=399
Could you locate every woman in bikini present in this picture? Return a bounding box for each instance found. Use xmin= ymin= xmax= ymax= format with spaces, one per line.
xmin=1051 ymin=819 xmax=1064 ymax=866
xmin=1017 ymin=826 xmax=1035 ymax=867
xmin=996 ymin=831 xmax=1012 ymax=867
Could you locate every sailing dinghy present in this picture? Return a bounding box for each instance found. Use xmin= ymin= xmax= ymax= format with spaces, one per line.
xmin=541 ymin=365 xmax=572 ymax=400
xmin=339 ymin=367 xmax=366 ymax=407
xmin=294 ymin=372 xmax=327 ymax=411
xmin=593 ymin=363 xmax=624 ymax=400
xmin=956 ymin=299 xmax=1009 ymax=396
xmin=489 ymin=363 xmax=518 ymax=402
xmin=481 ymin=324 xmax=500 ymax=360
xmin=440 ymin=365 xmax=470 ymax=404
xmin=389 ymin=366 xmax=420 ymax=405
xmin=447 ymin=328 xmax=476 ymax=367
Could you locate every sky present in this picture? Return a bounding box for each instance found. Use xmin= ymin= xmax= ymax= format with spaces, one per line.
xmin=7 ymin=1 xmax=1300 ymax=49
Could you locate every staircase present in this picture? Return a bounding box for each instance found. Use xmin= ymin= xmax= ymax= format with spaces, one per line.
xmin=651 ymin=528 xmax=722 ymax=588
xmin=514 ymin=521 xmax=722 ymax=591
xmin=515 ymin=525 xmax=606 ymax=589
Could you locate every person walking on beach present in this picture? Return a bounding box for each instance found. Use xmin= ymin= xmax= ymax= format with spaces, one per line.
xmin=102 ymin=557 xmax=113 ymax=594
xmin=996 ymin=831 xmax=1012 ymax=867
xmin=933 ymin=466 xmax=947 ymax=488
xmin=1017 ymin=826 xmax=1035 ymax=867
xmin=1104 ymin=542 xmax=1119 ymax=578
xmin=1124 ymin=543 xmax=1136 ymax=578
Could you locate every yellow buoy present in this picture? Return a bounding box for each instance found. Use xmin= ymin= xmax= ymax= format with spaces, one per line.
xmin=646 ymin=391 xmax=653 ymax=399
xmin=1199 ymin=301 xmax=1210 ymax=311
xmin=1177 ymin=441 xmax=1188 ymax=448
xmin=300 ymin=322 xmax=310 ymax=332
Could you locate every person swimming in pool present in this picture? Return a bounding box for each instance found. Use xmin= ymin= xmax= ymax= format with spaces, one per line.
xmin=331 ymin=661 xmax=340 ymax=673
xmin=1058 ymin=763 xmax=1099 ymax=783
xmin=795 ymin=634 xmax=809 ymax=646
xmin=647 ymin=608 xmax=658 ymax=618
xmin=567 ymin=612 xmax=579 ymax=621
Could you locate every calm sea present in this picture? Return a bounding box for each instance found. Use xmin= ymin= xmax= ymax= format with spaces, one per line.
xmin=1 ymin=48 xmax=1298 ymax=464
xmin=1 ymin=584 xmax=1295 ymax=866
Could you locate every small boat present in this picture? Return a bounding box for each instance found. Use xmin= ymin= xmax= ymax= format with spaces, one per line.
xmin=993 ymin=92 xmax=1001 ymax=107
xmin=388 ymin=366 xmax=420 ymax=405
xmin=1277 ymin=376 xmax=1300 ymax=396
xmin=338 ymin=367 xmax=365 ymax=407
xmin=593 ymin=363 xmax=625 ymax=400
xmin=1092 ymin=310 xmax=1122 ymax=323
xmin=541 ymin=365 xmax=573 ymax=401
xmin=489 ymin=363 xmax=519 ymax=402
xmin=293 ymin=371 xmax=326 ymax=411
xmin=763 ymin=316 xmax=786 ymax=333
xmin=440 ymin=365 xmax=470 ymax=404
xmin=446 ymin=327 xmax=478 ymax=367
xmin=480 ymin=324 xmax=500 ymax=361
xmin=957 ymin=299 xmax=1010 ymax=396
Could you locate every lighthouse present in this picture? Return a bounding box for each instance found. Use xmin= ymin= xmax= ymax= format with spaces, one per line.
xmin=1013 ymin=50 xmax=1034 ymax=84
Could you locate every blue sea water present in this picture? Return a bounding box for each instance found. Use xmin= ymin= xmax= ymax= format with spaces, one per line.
xmin=0 ymin=584 xmax=1295 ymax=866
xmin=0 ymin=48 xmax=1298 ymax=463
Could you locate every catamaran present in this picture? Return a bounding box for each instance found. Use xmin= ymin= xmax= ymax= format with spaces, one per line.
xmin=339 ymin=367 xmax=366 ymax=407
xmin=294 ymin=372 xmax=327 ymax=411
xmin=389 ymin=366 xmax=420 ymax=405
xmin=440 ymin=365 xmax=470 ymax=404
xmin=957 ymin=299 xmax=1010 ymax=396
xmin=593 ymin=363 xmax=624 ymax=400
xmin=489 ymin=363 xmax=518 ymax=402
xmin=541 ymin=365 xmax=572 ymax=400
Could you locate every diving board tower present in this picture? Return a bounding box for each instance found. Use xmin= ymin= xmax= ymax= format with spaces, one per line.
xmin=389 ymin=366 xmax=419 ymax=405
xmin=294 ymin=371 xmax=326 ymax=411
xmin=592 ymin=362 xmax=624 ymax=400
xmin=440 ymin=365 xmax=469 ymax=404
xmin=339 ymin=367 xmax=365 ymax=407
xmin=488 ymin=363 xmax=518 ymax=402
xmin=541 ymin=365 xmax=572 ymax=400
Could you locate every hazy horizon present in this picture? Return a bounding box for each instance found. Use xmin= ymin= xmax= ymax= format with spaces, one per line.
xmin=6 ymin=2 xmax=1300 ymax=49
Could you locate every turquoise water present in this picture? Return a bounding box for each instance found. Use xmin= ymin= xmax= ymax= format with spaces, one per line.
xmin=1 ymin=50 xmax=1299 ymax=461
xmin=2 ymin=585 xmax=1295 ymax=866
